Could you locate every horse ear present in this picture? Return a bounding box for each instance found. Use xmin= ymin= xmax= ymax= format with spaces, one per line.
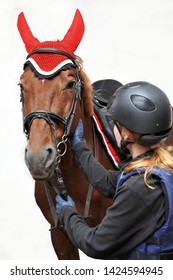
xmin=62 ymin=9 xmax=85 ymax=51
xmin=17 ymin=12 xmax=40 ymax=53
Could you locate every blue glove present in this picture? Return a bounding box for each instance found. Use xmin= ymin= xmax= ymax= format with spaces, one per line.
xmin=70 ymin=119 xmax=84 ymax=148
xmin=56 ymin=194 xmax=75 ymax=214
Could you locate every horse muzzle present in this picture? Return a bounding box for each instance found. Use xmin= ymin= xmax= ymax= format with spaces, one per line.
xmin=25 ymin=144 xmax=57 ymax=180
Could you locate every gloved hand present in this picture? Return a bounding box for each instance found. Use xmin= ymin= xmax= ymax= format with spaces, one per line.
xmin=70 ymin=119 xmax=84 ymax=148
xmin=56 ymin=194 xmax=75 ymax=214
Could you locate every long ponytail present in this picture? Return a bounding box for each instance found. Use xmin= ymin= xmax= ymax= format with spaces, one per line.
xmin=124 ymin=145 xmax=173 ymax=188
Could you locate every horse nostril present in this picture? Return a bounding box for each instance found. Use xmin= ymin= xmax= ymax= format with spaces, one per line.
xmin=45 ymin=146 xmax=56 ymax=168
xmin=25 ymin=147 xmax=29 ymax=165
xmin=47 ymin=147 xmax=53 ymax=155
xmin=46 ymin=147 xmax=55 ymax=161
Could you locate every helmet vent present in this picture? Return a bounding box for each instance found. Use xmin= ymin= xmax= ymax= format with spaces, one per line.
xmin=131 ymin=95 xmax=156 ymax=111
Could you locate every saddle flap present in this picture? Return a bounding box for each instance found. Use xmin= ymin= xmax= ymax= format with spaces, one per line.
xmin=92 ymin=79 xmax=122 ymax=148
xmin=92 ymin=79 xmax=130 ymax=164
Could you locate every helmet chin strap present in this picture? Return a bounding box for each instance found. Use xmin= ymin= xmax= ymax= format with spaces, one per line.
xmin=120 ymin=139 xmax=135 ymax=152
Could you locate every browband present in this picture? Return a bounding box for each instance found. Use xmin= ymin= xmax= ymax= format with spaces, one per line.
xmin=26 ymin=48 xmax=78 ymax=68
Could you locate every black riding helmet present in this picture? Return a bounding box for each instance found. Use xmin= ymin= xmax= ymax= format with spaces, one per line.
xmin=107 ymin=81 xmax=172 ymax=146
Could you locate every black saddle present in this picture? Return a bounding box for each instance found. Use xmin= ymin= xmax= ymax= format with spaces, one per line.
xmin=92 ymin=79 xmax=123 ymax=151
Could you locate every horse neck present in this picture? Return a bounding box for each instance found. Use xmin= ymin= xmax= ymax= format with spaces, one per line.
xmin=83 ymin=115 xmax=96 ymax=152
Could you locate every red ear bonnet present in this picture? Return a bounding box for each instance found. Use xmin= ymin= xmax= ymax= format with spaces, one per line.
xmin=61 ymin=9 xmax=85 ymax=52
xmin=17 ymin=12 xmax=40 ymax=52
xmin=17 ymin=9 xmax=85 ymax=78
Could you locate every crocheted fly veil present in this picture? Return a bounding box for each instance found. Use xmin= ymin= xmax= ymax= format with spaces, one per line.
xmin=17 ymin=9 xmax=85 ymax=79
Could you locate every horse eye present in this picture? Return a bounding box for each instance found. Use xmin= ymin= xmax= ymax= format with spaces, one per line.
xmin=65 ymin=80 xmax=76 ymax=89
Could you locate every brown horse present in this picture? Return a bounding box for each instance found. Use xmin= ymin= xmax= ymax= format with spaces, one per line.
xmin=17 ymin=10 xmax=173 ymax=260
xmin=17 ymin=10 xmax=122 ymax=259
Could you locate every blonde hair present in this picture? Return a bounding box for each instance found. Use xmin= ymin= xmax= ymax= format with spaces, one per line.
xmin=123 ymin=128 xmax=173 ymax=188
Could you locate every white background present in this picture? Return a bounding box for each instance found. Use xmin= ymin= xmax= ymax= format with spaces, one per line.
xmin=0 ymin=0 xmax=173 ymax=260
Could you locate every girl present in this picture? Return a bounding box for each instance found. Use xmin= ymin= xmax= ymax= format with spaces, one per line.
xmin=56 ymin=81 xmax=173 ymax=260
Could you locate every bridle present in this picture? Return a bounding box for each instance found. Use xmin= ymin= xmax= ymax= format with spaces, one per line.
xmin=21 ymin=48 xmax=83 ymax=229
xmin=23 ymin=48 xmax=82 ymax=162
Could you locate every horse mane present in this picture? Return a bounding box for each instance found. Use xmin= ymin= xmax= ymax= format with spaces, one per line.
xmin=75 ymin=55 xmax=94 ymax=117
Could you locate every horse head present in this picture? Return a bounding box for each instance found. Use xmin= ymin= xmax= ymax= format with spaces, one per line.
xmin=18 ymin=10 xmax=93 ymax=180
